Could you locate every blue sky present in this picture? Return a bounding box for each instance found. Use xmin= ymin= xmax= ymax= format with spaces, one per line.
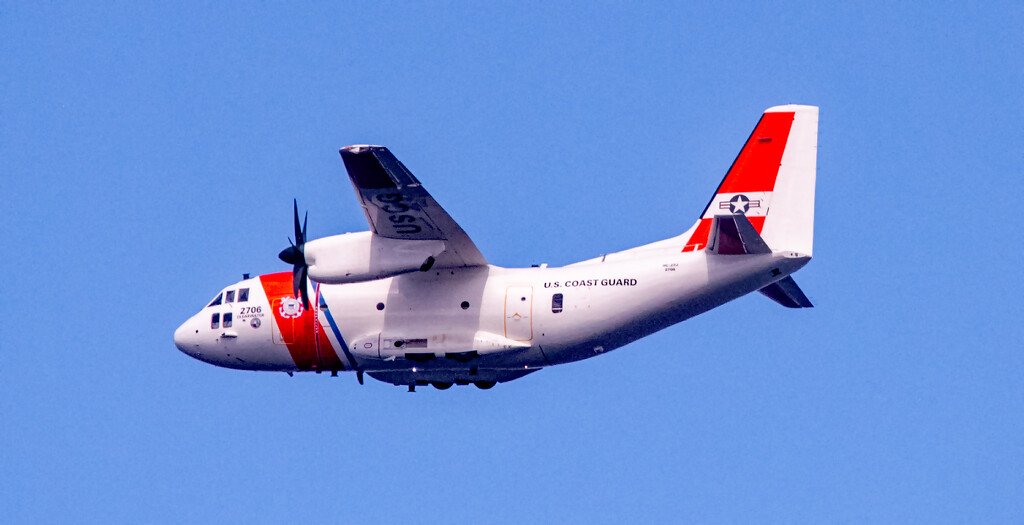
xmin=2 ymin=2 xmax=1022 ymax=523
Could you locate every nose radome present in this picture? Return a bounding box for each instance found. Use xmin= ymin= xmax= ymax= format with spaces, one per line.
xmin=174 ymin=318 xmax=197 ymax=355
xmin=173 ymin=322 xmax=187 ymax=352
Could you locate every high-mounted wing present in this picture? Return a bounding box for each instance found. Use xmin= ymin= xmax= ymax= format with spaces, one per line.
xmin=339 ymin=145 xmax=487 ymax=268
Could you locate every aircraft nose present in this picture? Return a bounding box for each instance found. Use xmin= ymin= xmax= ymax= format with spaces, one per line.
xmin=174 ymin=317 xmax=199 ymax=356
xmin=173 ymin=322 xmax=185 ymax=352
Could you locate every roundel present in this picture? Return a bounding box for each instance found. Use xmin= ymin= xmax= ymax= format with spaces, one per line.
xmin=729 ymin=194 xmax=750 ymax=214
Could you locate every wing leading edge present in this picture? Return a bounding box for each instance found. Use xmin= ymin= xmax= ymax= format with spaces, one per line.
xmin=339 ymin=145 xmax=487 ymax=268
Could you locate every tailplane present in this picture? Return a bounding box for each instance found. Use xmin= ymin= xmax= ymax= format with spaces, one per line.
xmin=706 ymin=213 xmax=814 ymax=308
xmin=759 ymin=277 xmax=813 ymax=308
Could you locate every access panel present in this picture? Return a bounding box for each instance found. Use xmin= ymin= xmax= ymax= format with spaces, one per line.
xmin=504 ymin=286 xmax=533 ymax=342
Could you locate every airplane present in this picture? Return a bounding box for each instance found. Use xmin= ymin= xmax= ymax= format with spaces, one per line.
xmin=174 ymin=104 xmax=819 ymax=391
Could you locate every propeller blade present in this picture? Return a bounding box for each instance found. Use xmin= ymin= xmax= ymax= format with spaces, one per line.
xmin=283 ymin=199 xmax=311 ymax=310
xmin=298 ymin=265 xmax=310 ymax=310
xmin=292 ymin=200 xmax=302 ymax=246
xmin=301 ymin=211 xmax=308 ymax=246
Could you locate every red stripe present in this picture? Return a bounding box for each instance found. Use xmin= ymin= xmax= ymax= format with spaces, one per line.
xmin=747 ymin=216 xmax=766 ymax=233
xmin=683 ymin=218 xmax=713 ymax=251
xmin=316 ymin=322 xmax=344 ymax=372
xmin=311 ymin=284 xmax=345 ymax=372
xmin=683 ymin=111 xmax=793 ymax=253
xmin=717 ymin=112 xmax=794 ymax=194
xmin=259 ymin=272 xmax=343 ymax=372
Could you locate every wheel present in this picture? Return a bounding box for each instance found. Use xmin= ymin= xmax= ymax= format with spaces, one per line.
xmin=473 ymin=380 xmax=496 ymax=390
xmin=431 ymin=382 xmax=453 ymax=390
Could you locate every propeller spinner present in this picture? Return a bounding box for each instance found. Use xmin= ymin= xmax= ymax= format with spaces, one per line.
xmin=277 ymin=199 xmax=311 ymax=310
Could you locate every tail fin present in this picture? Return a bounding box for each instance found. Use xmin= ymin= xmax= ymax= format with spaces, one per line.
xmin=682 ymin=105 xmax=818 ymax=256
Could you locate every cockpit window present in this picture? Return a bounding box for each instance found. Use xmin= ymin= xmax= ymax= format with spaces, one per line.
xmin=225 ymin=290 xmax=236 ymax=303
xmin=210 ymin=312 xmax=220 ymax=329
xmin=238 ymin=288 xmax=249 ymax=302
xmin=222 ymin=312 xmax=232 ymax=328
xmin=208 ymin=293 xmax=223 ymax=307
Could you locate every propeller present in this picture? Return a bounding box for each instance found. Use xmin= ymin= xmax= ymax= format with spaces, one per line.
xmin=278 ymin=199 xmax=311 ymax=310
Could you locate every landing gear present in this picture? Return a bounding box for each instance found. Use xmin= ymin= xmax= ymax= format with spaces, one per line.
xmin=432 ymin=382 xmax=453 ymax=390
xmin=473 ymin=381 xmax=496 ymax=390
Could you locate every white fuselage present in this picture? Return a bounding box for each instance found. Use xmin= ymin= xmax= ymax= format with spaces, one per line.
xmin=174 ymin=239 xmax=810 ymax=386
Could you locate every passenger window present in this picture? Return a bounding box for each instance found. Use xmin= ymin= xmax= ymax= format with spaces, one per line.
xmin=238 ymin=288 xmax=249 ymax=302
xmin=552 ymin=293 xmax=563 ymax=313
xmin=208 ymin=293 xmax=223 ymax=307
xmin=223 ymin=312 xmax=232 ymax=328
xmin=225 ymin=290 xmax=235 ymax=303
xmin=211 ymin=313 xmax=220 ymax=329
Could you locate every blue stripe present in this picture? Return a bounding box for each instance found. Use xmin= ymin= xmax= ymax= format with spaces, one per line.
xmin=321 ymin=298 xmax=360 ymax=372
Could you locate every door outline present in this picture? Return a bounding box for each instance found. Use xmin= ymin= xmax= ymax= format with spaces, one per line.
xmin=504 ymin=286 xmax=533 ymax=341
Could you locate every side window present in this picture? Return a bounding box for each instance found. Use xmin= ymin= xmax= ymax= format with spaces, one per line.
xmin=208 ymin=293 xmax=223 ymax=307
xmin=225 ymin=290 xmax=235 ymax=303
xmin=223 ymin=312 xmax=232 ymax=328
xmin=210 ymin=313 xmax=220 ymax=329
xmin=238 ymin=288 xmax=249 ymax=302
xmin=552 ymin=293 xmax=563 ymax=314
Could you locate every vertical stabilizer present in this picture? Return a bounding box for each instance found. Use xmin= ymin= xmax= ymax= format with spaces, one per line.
xmin=682 ymin=105 xmax=818 ymax=257
xmin=758 ymin=105 xmax=818 ymax=256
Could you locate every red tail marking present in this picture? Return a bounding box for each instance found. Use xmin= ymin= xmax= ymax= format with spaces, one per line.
xmin=683 ymin=218 xmax=713 ymax=252
xmin=682 ymin=112 xmax=793 ymax=252
xmin=717 ymin=112 xmax=794 ymax=194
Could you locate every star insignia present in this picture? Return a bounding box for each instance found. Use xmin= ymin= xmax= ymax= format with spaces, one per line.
xmin=729 ymin=194 xmax=750 ymax=214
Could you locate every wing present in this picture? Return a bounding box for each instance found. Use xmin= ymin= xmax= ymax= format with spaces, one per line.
xmin=339 ymin=145 xmax=487 ymax=268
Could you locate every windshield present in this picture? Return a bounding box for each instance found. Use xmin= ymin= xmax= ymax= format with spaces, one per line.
xmin=207 ymin=293 xmax=223 ymax=307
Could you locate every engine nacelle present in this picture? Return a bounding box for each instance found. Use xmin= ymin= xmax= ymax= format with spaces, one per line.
xmin=304 ymin=231 xmax=445 ymax=284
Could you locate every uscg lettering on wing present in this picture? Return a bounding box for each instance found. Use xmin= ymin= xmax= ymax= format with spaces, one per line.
xmin=543 ymin=278 xmax=638 ymax=288
xmin=374 ymin=193 xmax=423 ymax=235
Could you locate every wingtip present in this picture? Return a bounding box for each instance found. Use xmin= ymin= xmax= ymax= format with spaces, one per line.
xmin=340 ymin=144 xmax=385 ymax=155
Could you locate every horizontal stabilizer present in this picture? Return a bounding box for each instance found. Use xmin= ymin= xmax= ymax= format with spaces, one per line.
xmin=707 ymin=214 xmax=771 ymax=255
xmin=759 ymin=276 xmax=813 ymax=308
